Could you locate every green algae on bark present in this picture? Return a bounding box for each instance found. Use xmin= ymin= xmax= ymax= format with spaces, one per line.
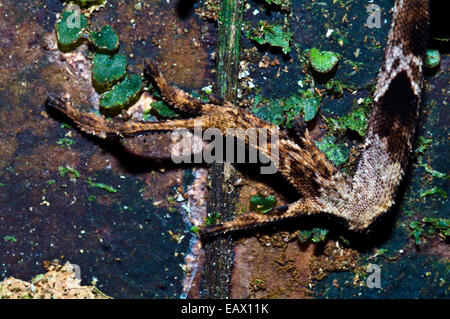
xmin=247 ymin=21 xmax=292 ymax=55
xmin=249 ymin=195 xmax=276 ymax=214
xmin=149 ymin=101 xmax=178 ymax=118
xmin=92 ymin=53 xmax=127 ymax=89
xmin=202 ymin=0 xmax=244 ymax=299
xmin=99 ymin=74 xmax=143 ymax=113
xmin=327 ymin=105 xmax=369 ymax=137
xmin=308 ymin=48 xmax=339 ymax=74
xmin=298 ymin=228 xmax=329 ymax=243
xmin=315 ymin=135 xmax=349 ymax=166
xmin=420 ymin=187 xmax=447 ymax=199
xmin=55 ymin=10 xmax=88 ymax=50
xmin=424 ymin=50 xmax=441 ymax=71
xmin=252 ymin=90 xmax=321 ymax=127
xmin=89 ymin=25 xmax=120 ymax=52
xmin=409 ymin=217 xmax=449 ymax=245
xmin=87 ymin=177 xmax=118 ymax=193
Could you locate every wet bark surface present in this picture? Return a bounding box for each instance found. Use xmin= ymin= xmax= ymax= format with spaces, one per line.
xmin=0 ymin=0 xmax=448 ymax=298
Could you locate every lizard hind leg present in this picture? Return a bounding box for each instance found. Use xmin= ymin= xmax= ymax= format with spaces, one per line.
xmin=144 ymin=59 xmax=212 ymax=115
xmin=199 ymin=198 xmax=324 ymax=237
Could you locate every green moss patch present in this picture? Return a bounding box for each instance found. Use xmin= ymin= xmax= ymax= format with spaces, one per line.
xmin=87 ymin=177 xmax=118 ymax=193
xmin=283 ymin=90 xmax=321 ymax=123
xmin=252 ymin=98 xmax=285 ymax=126
xmin=315 ymin=135 xmax=349 ymax=166
xmin=424 ymin=50 xmax=440 ymax=70
xmin=247 ymin=22 xmax=292 ymax=54
xmin=420 ymin=187 xmax=447 ymax=199
xmin=89 ymin=25 xmax=120 ymax=52
xmin=298 ymin=228 xmax=329 ymax=243
xmin=149 ymin=101 xmax=179 ymax=118
xmin=99 ymin=74 xmax=143 ymax=113
xmin=252 ymin=90 xmax=321 ymax=127
xmin=55 ymin=10 xmax=88 ymax=49
xmin=249 ymin=195 xmax=276 ymax=214
xmin=92 ymin=53 xmax=127 ymax=88
xmin=308 ymin=48 xmax=339 ymax=74
xmin=327 ymin=105 xmax=369 ymax=137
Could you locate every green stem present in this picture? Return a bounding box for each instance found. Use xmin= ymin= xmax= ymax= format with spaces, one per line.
xmin=201 ymin=0 xmax=244 ymax=299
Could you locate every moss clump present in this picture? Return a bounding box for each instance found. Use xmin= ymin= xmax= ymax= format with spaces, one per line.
xmin=92 ymin=53 xmax=127 ymax=88
xmin=87 ymin=178 xmax=118 ymax=193
xmin=89 ymin=26 xmax=119 ymax=52
xmin=424 ymin=50 xmax=440 ymax=70
xmin=99 ymin=74 xmax=143 ymax=113
xmin=298 ymin=228 xmax=329 ymax=243
xmin=409 ymin=218 xmax=449 ymax=245
xmin=325 ymin=79 xmax=353 ymax=97
xmin=58 ymin=165 xmax=80 ymax=179
xmin=423 ymin=218 xmax=449 ymax=238
xmin=420 ymin=187 xmax=447 ymax=199
xmin=149 ymin=101 xmax=179 ymax=118
xmin=205 ymin=211 xmax=220 ymax=226
xmin=55 ymin=10 xmax=88 ymax=50
xmin=247 ymin=21 xmax=292 ymax=54
xmin=249 ymin=195 xmax=276 ymax=214
xmin=252 ymin=98 xmax=285 ymax=126
xmin=315 ymin=135 xmax=349 ymax=166
xmin=308 ymin=48 xmax=339 ymax=74
xmin=252 ymin=90 xmax=321 ymax=127
xmin=283 ymin=90 xmax=321 ymax=124
xmin=3 ymin=235 xmax=18 ymax=243
xmin=327 ymin=105 xmax=369 ymax=137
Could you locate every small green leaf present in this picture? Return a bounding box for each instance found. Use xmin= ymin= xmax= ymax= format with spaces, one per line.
xmin=252 ymin=99 xmax=285 ymax=126
xmin=57 ymin=138 xmax=75 ymax=147
xmin=150 ymin=101 xmax=178 ymax=118
xmin=298 ymin=230 xmax=313 ymax=242
xmin=420 ymin=187 xmax=447 ymax=199
xmin=92 ymin=53 xmax=127 ymax=88
xmin=87 ymin=178 xmax=118 ymax=193
xmin=418 ymin=160 xmax=449 ymax=180
xmin=315 ymin=136 xmax=349 ymax=166
xmin=298 ymin=228 xmax=329 ymax=243
xmin=308 ymin=48 xmax=339 ymax=74
xmin=248 ymin=22 xmax=292 ymax=54
xmin=89 ymin=26 xmax=120 ymax=52
xmin=100 ymin=74 xmax=143 ymax=113
xmin=3 ymin=235 xmax=18 ymax=243
xmin=55 ymin=10 xmax=88 ymax=49
xmin=424 ymin=49 xmax=440 ymax=70
xmin=249 ymin=195 xmax=276 ymax=214
xmin=415 ymin=136 xmax=433 ymax=154
xmin=311 ymin=228 xmax=329 ymax=242
xmin=327 ymin=106 xmax=369 ymax=137
xmin=205 ymin=211 xmax=220 ymax=226
xmin=190 ymin=225 xmax=200 ymax=234
xmin=283 ymin=92 xmax=321 ymax=124
xmin=58 ymin=165 xmax=80 ymax=179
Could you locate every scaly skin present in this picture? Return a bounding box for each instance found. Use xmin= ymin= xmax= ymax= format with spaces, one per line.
xmin=47 ymin=0 xmax=430 ymax=237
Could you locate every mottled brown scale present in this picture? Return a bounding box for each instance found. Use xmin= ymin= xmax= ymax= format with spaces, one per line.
xmin=47 ymin=0 xmax=430 ymax=236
